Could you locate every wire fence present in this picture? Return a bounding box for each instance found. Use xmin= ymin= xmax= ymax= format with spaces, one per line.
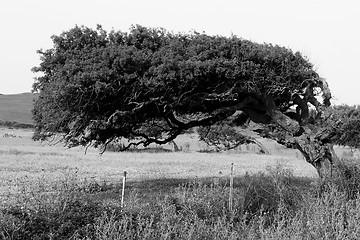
xmin=1 ymin=164 xmax=236 ymax=211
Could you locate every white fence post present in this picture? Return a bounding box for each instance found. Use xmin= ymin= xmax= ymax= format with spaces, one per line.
xmin=121 ymin=171 xmax=127 ymax=208
xmin=229 ymin=163 xmax=234 ymax=213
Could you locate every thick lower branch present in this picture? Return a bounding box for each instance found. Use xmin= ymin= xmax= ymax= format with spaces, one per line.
xmin=264 ymin=96 xmax=302 ymax=135
xmin=292 ymin=93 xmax=309 ymax=122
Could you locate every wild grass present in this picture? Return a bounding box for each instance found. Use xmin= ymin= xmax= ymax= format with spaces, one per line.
xmin=2 ymin=128 xmax=360 ymax=239
xmin=0 ymin=128 xmax=317 ymax=199
xmin=2 ymin=162 xmax=360 ymax=239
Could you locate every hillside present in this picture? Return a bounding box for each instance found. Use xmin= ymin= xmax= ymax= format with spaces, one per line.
xmin=0 ymin=92 xmax=37 ymax=124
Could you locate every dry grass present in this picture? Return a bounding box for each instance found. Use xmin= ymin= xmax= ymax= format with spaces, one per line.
xmin=4 ymin=128 xmax=360 ymax=239
xmin=0 ymin=128 xmax=318 ymax=198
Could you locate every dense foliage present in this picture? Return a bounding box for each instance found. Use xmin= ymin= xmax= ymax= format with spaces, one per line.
xmin=198 ymin=124 xmax=253 ymax=151
xmin=320 ymin=105 xmax=360 ymax=148
xmin=32 ymin=25 xmax=329 ymax=153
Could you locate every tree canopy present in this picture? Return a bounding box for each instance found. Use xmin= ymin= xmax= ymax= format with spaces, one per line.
xmin=319 ymin=105 xmax=360 ymax=149
xmin=33 ymin=25 xmax=339 ymax=176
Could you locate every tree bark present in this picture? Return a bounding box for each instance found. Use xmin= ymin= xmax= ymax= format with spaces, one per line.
xmin=261 ymin=95 xmax=339 ymax=179
xmin=252 ymin=139 xmax=270 ymax=154
xmin=171 ymin=140 xmax=181 ymax=152
xmin=294 ymin=135 xmax=341 ymax=179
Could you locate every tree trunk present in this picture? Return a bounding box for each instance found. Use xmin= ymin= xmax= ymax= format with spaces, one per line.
xmin=253 ymin=139 xmax=270 ymax=154
xmin=312 ymin=155 xmax=333 ymax=180
xmin=295 ymin=135 xmax=339 ymax=179
xmin=171 ymin=140 xmax=181 ymax=152
xmin=250 ymin=94 xmax=338 ymax=179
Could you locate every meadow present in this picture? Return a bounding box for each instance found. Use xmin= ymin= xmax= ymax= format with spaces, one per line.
xmin=2 ymin=127 xmax=360 ymax=239
xmin=0 ymin=128 xmax=317 ymax=199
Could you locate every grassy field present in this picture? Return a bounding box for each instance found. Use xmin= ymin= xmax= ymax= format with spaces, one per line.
xmin=0 ymin=92 xmax=37 ymax=124
xmin=3 ymin=127 xmax=360 ymax=239
xmin=0 ymin=127 xmax=318 ymax=195
xmin=0 ymin=127 xmax=317 ymax=213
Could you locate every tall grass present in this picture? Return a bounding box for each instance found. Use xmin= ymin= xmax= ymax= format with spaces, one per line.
xmin=0 ymin=170 xmax=105 ymax=239
xmin=2 ymin=161 xmax=360 ymax=239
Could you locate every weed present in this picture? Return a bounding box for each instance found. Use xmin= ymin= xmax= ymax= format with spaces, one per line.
xmin=314 ymin=159 xmax=360 ymax=199
xmin=182 ymin=142 xmax=191 ymax=152
xmin=0 ymin=171 xmax=104 ymax=239
xmin=3 ymin=161 xmax=360 ymax=239
xmin=242 ymin=163 xmax=301 ymax=225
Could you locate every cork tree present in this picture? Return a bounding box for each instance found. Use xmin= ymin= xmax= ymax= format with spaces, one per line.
xmin=33 ymin=25 xmax=340 ymax=177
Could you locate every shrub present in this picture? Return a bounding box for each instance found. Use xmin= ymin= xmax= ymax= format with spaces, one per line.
xmin=93 ymin=181 xmax=242 ymax=239
xmin=1 ymin=197 xmax=102 ymax=239
xmin=0 ymin=172 xmax=104 ymax=239
xmin=198 ymin=124 xmax=253 ymax=152
xmin=242 ymin=163 xmax=302 ymax=225
xmin=317 ymin=158 xmax=360 ymax=199
xmin=6 ymin=163 xmax=360 ymax=239
xmin=93 ymin=167 xmax=303 ymax=239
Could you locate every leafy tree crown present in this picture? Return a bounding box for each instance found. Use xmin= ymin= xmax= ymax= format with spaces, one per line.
xmin=32 ymin=25 xmax=330 ymax=149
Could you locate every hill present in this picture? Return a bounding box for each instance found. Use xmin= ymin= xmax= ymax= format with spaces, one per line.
xmin=0 ymin=92 xmax=37 ymax=125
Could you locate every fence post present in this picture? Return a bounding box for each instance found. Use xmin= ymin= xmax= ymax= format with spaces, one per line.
xmin=121 ymin=171 xmax=127 ymax=208
xmin=229 ymin=163 xmax=234 ymax=213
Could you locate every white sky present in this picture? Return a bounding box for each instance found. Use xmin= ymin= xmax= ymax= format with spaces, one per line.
xmin=0 ymin=0 xmax=359 ymax=105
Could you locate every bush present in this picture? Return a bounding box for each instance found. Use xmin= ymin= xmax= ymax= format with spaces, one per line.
xmin=93 ymin=181 xmax=242 ymax=239
xmin=4 ymin=162 xmax=360 ymax=239
xmin=93 ymin=166 xmax=304 ymax=239
xmin=318 ymin=159 xmax=360 ymax=199
xmin=0 ymin=172 xmax=104 ymax=239
xmin=242 ymin=163 xmax=301 ymax=225
xmin=1 ymin=197 xmax=102 ymax=239
xmin=198 ymin=124 xmax=253 ymax=152
xmin=99 ymin=140 xmax=173 ymax=153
